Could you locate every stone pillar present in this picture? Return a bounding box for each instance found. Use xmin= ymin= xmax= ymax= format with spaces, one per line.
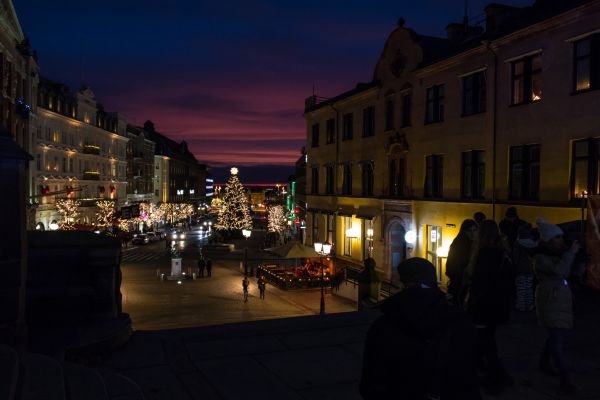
xmin=0 ymin=124 xmax=32 ymax=350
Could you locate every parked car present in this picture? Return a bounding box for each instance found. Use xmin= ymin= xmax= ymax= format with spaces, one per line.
xmin=132 ymin=234 xmax=150 ymax=245
xmin=146 ymin=232 xmax=160 ymax=242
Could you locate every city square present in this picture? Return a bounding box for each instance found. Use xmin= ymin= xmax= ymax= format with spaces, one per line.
xmin=2 ymin=0 xmax=600 ymax=399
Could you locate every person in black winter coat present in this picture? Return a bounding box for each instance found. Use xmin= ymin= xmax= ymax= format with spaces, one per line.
xmin=446 ymin=219 xmax=478 ymax=305
xmin=467 ymin=220 xmax=515 ymax=395
xmin=360 ymin=258 xmax=481 ymax=400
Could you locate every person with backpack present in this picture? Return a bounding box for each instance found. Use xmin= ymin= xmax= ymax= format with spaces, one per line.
xmin=360 ymin=258 xmax=481 ymax=400
xmin=466 ymin=220 xmax=515 ymax=395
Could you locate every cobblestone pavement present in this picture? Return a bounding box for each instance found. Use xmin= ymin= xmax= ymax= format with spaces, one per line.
xmin=120 ymin=230 xmax=356 ymax=331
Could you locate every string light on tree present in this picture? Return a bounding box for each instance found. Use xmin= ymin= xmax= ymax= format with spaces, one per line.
xmin=95 ymin=200 xmax=115 ymax=228
xmin=215 ymin=166 xmax=252 ymax=232
xmin=268 ymin=205 xmax=287 ymax=236
xmin=55 ymin=198 xmax=81 ymax=230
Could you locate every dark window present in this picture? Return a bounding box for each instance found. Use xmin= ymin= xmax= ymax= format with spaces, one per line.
xmin=425 ymin=85 xmax=444 ymax=124
xmin=573 ymin=35 xmax=600 ymax=92
xmin=36 ymin=154 xmax=41 ymax=171
xmin=362 ymin=106 xmax=375 ymax=137
xmin=311 ymin=123 xmax=319 ymax=147
xmin=361 ymin=162 xmax=374 ymax=196
xmin=325 ymin=165 xmax=334 ymax=194
xmin=326 ymin=118 xmax=335 ymax=144
xmin=401 ymin=94 xmax=412 ymax=127
xmin=461 ymin=150 xmax=485 ymax=199
xmin=425 ymin=155 xmax=444 ymax=198
xmin=511 ymin=53 xmax=542 ymax=105
xmin=462 ymin=71 xmax=486 ymax=116
xmin=385 ymin=100 xmax=394 ymax=131
xmin=342 ymin=164 xmax=352 ymax=195
xmin=509 ymin=144 xmax=540 ymax=200
xmin=311 ymin=167 xmax=319 ymax=194
xmin=342 ymin=113 xmax=353 ymax=140
xmin=389 ymin=158 xmax=406 ymax=197
xmin=571 ymin=138 xmax=600 ymax=198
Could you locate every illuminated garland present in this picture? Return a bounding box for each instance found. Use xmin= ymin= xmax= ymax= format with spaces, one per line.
xmin=55 ymin=198 xmax=81 ymax=230
xmin=95 ymin=200 xmax=115 ymax=227
xmin=268 ymin=205 xmax=287 ymax=234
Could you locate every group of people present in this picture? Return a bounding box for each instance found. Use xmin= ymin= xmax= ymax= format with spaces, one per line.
xmin=196 ymin=257 xmax=213 ymax=278
xmin=242 ymin=276 xmax=266 ymax=302
xmin=360 ymin=207 xmax=582 ymax=398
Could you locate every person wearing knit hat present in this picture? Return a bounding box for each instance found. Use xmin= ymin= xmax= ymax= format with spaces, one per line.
xmin=397 ymin=256 xmax=438 ymax=288
xmin=533 ymin=217 xmax=581 ymax=394
xmin=360 ymin=257 xmax=481 ymax=400
xmin=536 ymin=217 xmax=564 ymax=242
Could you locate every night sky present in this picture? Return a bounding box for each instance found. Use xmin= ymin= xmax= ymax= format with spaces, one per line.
xmin=16 ymin=0 xmax=531 ymax=183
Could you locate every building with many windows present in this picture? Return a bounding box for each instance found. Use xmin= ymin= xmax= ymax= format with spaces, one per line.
xmin=304 ymin=0 xmax=600 ymax=283
xmin=125 ymin=125 xmax=155 ymax=203
xmin=0 ymin=0 xmax=40 ymax=200
xmin=34 ymin=79 xmax=128 ymax=229
xmin=141 ymin=121 xmax=209 ymax=205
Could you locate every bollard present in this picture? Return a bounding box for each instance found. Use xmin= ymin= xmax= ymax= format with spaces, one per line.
xmin=161 ymin=273 xmax=165 ymax=281
xmin=156 ymin=268 xmax=161 ymax=279
xmin=192 ymin=272 xmax=197 ymax=280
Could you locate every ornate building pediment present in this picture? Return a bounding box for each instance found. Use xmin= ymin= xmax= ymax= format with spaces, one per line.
xmin=386 ymin=131 xmax=409 ymax=154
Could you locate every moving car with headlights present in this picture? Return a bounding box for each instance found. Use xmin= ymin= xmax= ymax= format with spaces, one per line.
xmin=170 ymin=230 xmax=186 ymax=240
xmin=132 ymin=234 xmax=150 ymax=245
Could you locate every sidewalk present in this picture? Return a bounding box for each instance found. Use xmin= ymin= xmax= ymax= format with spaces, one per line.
xmin=100 ymin=287 xmax=600 ymax=400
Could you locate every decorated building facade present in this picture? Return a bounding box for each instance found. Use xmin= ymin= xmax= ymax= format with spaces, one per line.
xmin=33 ymin=79 xmax=128 ymax=229
xmin=304 ymin=0 xmax=600 ymax=283
xmin=126 ymin=125 xmax=155 ymax=203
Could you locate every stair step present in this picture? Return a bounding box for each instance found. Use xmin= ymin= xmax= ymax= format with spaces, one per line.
xmin=0 ymin=345 xmax=19 ymax=400
xmin=97 ymin=369 xmax=145 ymax=400
xmin=21 ymin=353 xmax=66 ymax=400
xmin=64 ymin=362 xmax=109 ymax=400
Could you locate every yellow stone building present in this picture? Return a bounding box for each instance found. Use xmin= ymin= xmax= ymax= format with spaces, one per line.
xmin=304 ymin=0 xmax=600 ymax=284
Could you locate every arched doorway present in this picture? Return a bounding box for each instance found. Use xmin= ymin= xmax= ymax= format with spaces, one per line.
xmin=388 ymin=220 xmax=406 ymax=284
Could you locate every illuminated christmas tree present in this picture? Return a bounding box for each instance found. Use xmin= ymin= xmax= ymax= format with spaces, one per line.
xmin=268 ymin=205 xmax=287 ymax=235
xmin=55 ymin=198 xmax=81 ymax=230
xmin=215 ymin=167 xmax=252 ymax=232
xmin=95 ymin=200 xmax=115 ymax=228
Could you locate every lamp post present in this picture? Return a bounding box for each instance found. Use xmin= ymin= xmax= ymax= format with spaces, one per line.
xmin=242 ymin=228 xmax=252 ymax=276
xmin=366 ymin=228 xmax=374 ymax=257
xmin=313 ymin=241 xmax=332 ymax=315
xmin=581 ymin=190 xmax=588 ymax=241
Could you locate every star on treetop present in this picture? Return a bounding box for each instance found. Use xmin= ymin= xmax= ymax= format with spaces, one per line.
xmin=230 ymin=167 xmax=238 ymax=175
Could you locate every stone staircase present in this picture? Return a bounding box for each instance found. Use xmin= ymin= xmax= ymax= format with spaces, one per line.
xmin=0 ymin=345 xmax=144 ymax=400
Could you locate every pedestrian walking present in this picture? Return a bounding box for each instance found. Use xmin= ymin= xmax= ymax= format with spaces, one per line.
xmin=513 ymin=224 xmax=536 ymax=312
xmin=360 ymin=258 xmax=481 ymax=400
xmin=466 ymin=220 xmax=515 ymax=395
xmin=242 ymin=276 xmax=249 ymax=302
xmin=446 ymin=219 xmax=478 ymax=306
xmin=197 ymin=257 xmax=206 ymax=278
xmin=257 ymin=277 xmax=266 ymax=299
xmin=534 ymin=218 xmax=581 ymax=395
xmin=206 ymin=258 xmax=212 ymax=277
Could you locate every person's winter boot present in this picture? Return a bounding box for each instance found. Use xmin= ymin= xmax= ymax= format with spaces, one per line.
xmin=559 ymin=372 xmax=576 ymax=395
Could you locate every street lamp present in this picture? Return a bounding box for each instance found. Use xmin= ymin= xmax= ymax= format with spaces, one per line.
xmin=313 ymin=241 xmax=332 ymax=315
xmin=242 ymin=229 xmax=252 ymax=276
xmin=581 ymin=190 xmax=588 ymax=240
